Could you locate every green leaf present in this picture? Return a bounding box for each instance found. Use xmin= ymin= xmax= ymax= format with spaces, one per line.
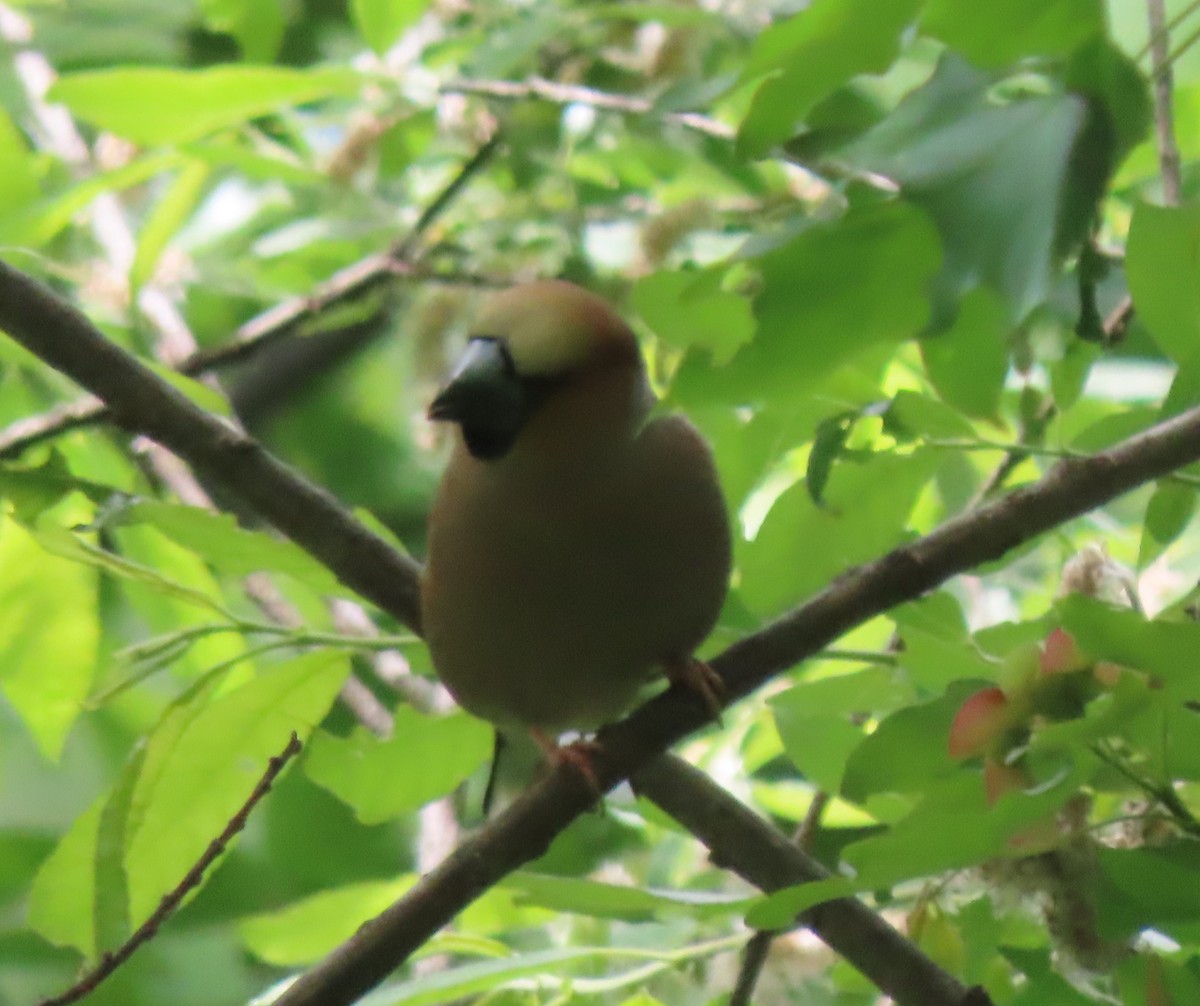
xmin=0 ymin=152 xmax=182 ymax=248
xmin=304 ymin=708 xmax=492 ymax=824
xmin=199 ymin=0 xmax=285 ymax=61
xmin=48 ymin=66 xmax=361 ymax=146
xmin=921 ymin=0 xmax=1103 ymax=67
xmin=1126 ymin=202 xmax=1200 ymax=366
xmin=840 ymin=55 xmax=1088 ymax=320
xmin=674 ymin=200 xmax=940 ymax=405
xmin=144 ymin=362 xmax=233 ymax=417
xmin=131 ymin=160 xmax=212 ymax=291
xmin=1099 ymin=845 xmax=1200 ymax=930
xmin=28 ymin=798 xmax=104 ymax=956
xmin=738 ymin=0 xmax=923 ymax=158
xmin=805 ymin=411 xmax=857 ymax=508
xmin=361 ymin=940 xmax=741 ymax=1006
xmin=1060 ymin=595 xmax=1200 ymax=698
xmin=772 ymin=695 xmax=868 ymax=793
xmin=122 ymin=652 xmax=348 ymax=923
xmin=501 ymin=872 xmax=751 ymax=922
xmin=0 ymin=108 xmax=40 ymax=216
xmin=633 ymin=269 xmax=754 ymax=366
xmin=239 ymin=877 xmax=416 ymax=965
xmin=0 ymin=516 xmax=98 ymax=759
xmin=1139 ymin=482 xmax=1197 ymax=568
xmin=33 ymin=519 xmax=227 ymax=617
xmin=841 ymin=686 xmax=971 ymax=801
xmin=352 ymin=0 xmax=429 ymax=54
xmin=920 ymin=287 xmax=1008 ymax=418
xmin=741 ymin=449 xmax=938 ymax=618
xmin=123 ymin=501 xmax=342 ymax=595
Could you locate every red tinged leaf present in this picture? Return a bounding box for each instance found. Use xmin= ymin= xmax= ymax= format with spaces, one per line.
xmin=982 ymin=754 xmax=1028 ymax=805
xmin=1039 ymin=627 xmax=1086 ymax=675
xmin=947 ymin=686 xmax=1010 ymax=759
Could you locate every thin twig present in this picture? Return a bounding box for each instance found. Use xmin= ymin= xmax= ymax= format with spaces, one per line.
xmin=0 ymin=136 xmax=504 ymax=460
xmin=1148 ymin=0 xmax=1183 ymax=204
xmin=730 ymin=790 xmax=830 ymax=1006
xmin=640 ymin=758 xmax=990 ymax=1006
xmin=1090 ymin=743 xmax=1200 ymax=838
xmin=1136 ymin=0 xmax=1200 ymax=60
xmin=37 ymin=733 xmax=303 ymax=1006
xmin=445 ymin=77 xmax=734 ymax=140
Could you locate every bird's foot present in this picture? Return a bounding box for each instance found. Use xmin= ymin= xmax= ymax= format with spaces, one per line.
xmin=664 ymin=656 xmax=725 ymax=723
xmin=530 ymin=727 xmax=604 ymax=794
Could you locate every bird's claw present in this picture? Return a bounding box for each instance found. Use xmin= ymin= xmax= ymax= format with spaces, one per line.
xmin=665 ymin=656 xmax=725 ymax=724
xmin=530 ymin=728 xmax=604 ymax=794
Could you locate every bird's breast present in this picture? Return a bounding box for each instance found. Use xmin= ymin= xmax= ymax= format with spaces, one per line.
xmin=421 ymin=427 xmax=729 ymax=732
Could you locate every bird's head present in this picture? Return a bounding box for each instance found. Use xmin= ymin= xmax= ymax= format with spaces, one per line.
xmin=428 ymin=280 xmax=650 ymax=461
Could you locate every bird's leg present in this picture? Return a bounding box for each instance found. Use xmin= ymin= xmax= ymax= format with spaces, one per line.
xmin=664 ymin=655 xmax=725 ymax=723
xmin=529 ymin=727 xmax=604 ymax=794
xmin=481 ymin=730 xmax=506 ymax=817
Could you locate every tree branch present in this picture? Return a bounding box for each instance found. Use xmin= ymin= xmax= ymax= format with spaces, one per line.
xmin=5 ymin=257 xmax=1200 ymax=1004
xmin=635 ymin=756 xmax=992 ymax=1006
xmin=1148 ymin=0 xmax=1183 ymax=204
xmin=444 ymin=76 xmax=734 ymax=140
xmin=0 ymin=259 xmax=424 ymax=632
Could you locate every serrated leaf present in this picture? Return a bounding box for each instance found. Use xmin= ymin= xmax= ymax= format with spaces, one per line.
xmin=200 ymin=0 xmax=285 ymax=61
xmin=633 ymin=269 xmax=754 ymax=365
xmin=1140 ymin=482 xmax=1197 ymax=568
xmin=1060 ymin=596 xmax=1200 ymax=699
xmin=806 ymin=411 xmax=856 ymax=508
xmin=122 ymin=652 xmax=348 ymax=923
xmin=920 ymin=287 xmax=1008 ymax=418
xmin=28 ymin=799 xmax=104 ymax=956
xmin=32 ymin=518 xmax=227 ymax=616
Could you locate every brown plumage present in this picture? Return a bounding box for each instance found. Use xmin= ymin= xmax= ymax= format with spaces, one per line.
xmin=421 ymin=280 xmax=731 ymax=738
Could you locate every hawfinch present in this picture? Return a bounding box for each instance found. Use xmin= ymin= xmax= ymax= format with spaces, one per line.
xmin=421 ymin=280 xmax=731 ymax=755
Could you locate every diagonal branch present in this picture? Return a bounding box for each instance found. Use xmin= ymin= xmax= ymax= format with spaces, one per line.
xmin=4 ymin=257 xmax=1200 ymax=1003
xmin=445 ymin=77 xmax=734 ymax=140
xmin=636 ymin=756 xmax=992 ymax=1006
xmin=0 ymin=259 xmax=424 ymax=632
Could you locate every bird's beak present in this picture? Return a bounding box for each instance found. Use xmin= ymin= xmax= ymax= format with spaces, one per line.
xmin=429 ymin=337 xmax=530 ymax=460
xmin=429 ymin=337 xmax=520 ymax=424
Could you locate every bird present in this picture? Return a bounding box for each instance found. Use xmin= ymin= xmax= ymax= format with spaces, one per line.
xmin=420 ymin=279 xmax=731 ymax=778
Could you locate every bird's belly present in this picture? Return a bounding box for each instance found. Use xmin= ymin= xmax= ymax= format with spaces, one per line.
xmin=422 ymin=501 xmax=671 ymax=731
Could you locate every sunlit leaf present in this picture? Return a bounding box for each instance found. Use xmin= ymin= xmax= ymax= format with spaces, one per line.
xmin=49 ymin=66 xmax=361 ymax=145
xmin=305 ymin=708 xmax=491 ymax=824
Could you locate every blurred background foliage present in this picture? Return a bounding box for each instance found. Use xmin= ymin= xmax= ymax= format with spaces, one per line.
xmin=3 ymin=0 xmax=1200 ymax=1003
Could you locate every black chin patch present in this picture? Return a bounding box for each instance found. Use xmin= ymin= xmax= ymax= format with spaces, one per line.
xmin=460 ymin=375 xmax=558 ymax=461
xmin=462 ymin=422 xmax=521 ymax=460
